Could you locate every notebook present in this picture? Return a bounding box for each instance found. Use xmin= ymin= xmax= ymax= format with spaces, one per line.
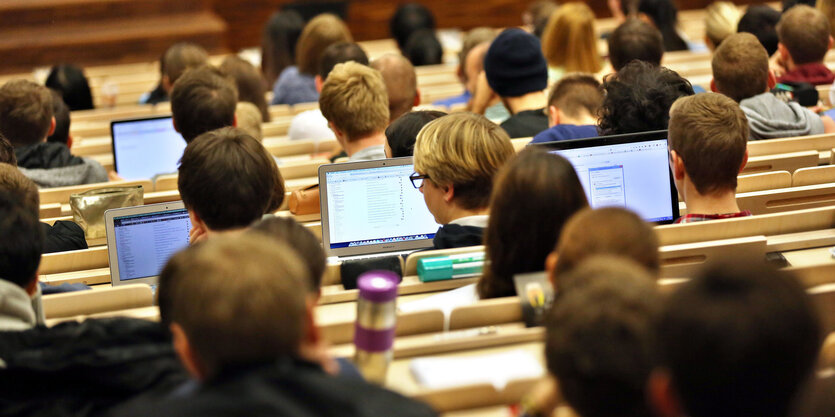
xmin=110 ymin=115 xmax=186 ymax=180
xmin=531 ymin=130 xmax=680 ymax=224
xmin=104 ymin=202 xmax=191 ymax=287
xmin=318 ymin=157 xmax=440 ymax=259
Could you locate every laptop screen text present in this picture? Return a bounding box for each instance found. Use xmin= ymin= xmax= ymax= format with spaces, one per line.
xmin=113 ymin=208 xmax=190 ymax=281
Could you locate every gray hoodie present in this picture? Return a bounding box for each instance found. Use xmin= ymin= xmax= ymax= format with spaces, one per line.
xmin=0 ymin=279 xmax=43 ymax=331
xmin=739 ymin=92 xmax=824 ymax=141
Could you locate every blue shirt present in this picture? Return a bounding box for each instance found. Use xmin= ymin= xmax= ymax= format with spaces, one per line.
xmin=271 ymin=66 xmax=318 ymax=105
xmin=530 ymin=124 xmax=599 ymax=144
xmin=433 ymin=91 xmax=471 ymax=107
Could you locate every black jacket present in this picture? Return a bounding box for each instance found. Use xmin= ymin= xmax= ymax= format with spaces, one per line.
xmin=112 ymin=358 xmax=438 ymax=417
xmin=433 ymin=224 xmax=484 ymax=249
xmin=42 ymin=220 xmax=88 ymax=253
xmin=0 ymin=318 xmax=189 ymax=417
xmin=499 ymin=109 xmax=549 ymax=139
xmin=15 ymin=142 xmax=87 ymax=170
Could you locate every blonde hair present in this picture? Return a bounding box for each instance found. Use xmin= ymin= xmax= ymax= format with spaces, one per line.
xmin=541 ymin=3 xmax=603 ymax=74
xmin=705 ymin=2 xmax=742 ymax=48
xmin=818 ymin=0 xmax=835 ymax=38
xmin=295 ymin=14 xmax=352 ymax=75
xmin=319 ymin=62 xmax=389 ymax=140
xmin=413 ymin=112 xmax=514 ymax=210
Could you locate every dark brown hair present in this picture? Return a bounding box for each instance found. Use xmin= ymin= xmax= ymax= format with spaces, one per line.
xmin=478 ymin=149 xmax=588 ymax=299
xmin=777 ymin=5 xmax=831 ymax=65
xmin=250 ymin=216 xmax=326 ymax=292
xmin=220 ymin=56 xmax=271 ymax=123
xmin=0 ymin=163 xmax=38 ymax=214
xmin=711 ymin=32 xmax=770 ymax=102
xmin=607 ymin=18 xmax=664 ymax=72
xmin=171 ymin=66 xmax=238 ymax=143
xmin=0 ymin=80 xmax=54 ymax=147
xmin=261 ymin=10 xmax=305 ymax=87
xmin=547 ymin=74 xmax=603 ymax=119
xmin=163 ymin=43 xmax=209 ymax=86
xmin=0 ymin=134 xmax=16 ymax=165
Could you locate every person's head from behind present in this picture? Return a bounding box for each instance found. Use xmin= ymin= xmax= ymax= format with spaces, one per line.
xmin=220 ymin=56 xmax=270 ymax=123
xmin=546 ymin=256 xmax=660 ymax=417
xmin=250 ymin=216 xmax=326 ymax=296
xmin=47 ymin=90 xmax=71 ymax=147
xmin=390 ymin=3 xmax=437 ymax=50
xmin=463 ymin=42 xmax=492 ymax=95
xmin=0 ymin=186 xmax=43 ymax=296
xmin=45 ymin=64 xmax=94 ymax=111
xmin=162 ymin=43 xmax=209 ymax=93
xmin=649 ymin=259 xmax=821 ymax=417
xmin=623 ymin=0 xmax=688 ymax=51
xmin=458 ymin=28 xmax=498 ymax=90
xmin=546 ymin=74 xmax=603 ymax=128
xmin=413 ymin=112 xmax=514 ymax=225
xmin=158 ymin=234 xmax=311 ymax=381
xmin=484 ymin=28 xmax=548 ymax=100
xmin=0 ymin=80 xmax=54 ymax=148
xmin=524 ymin=0 xmax=559 ymax=37
xmin=317 ymin=42 xmax=369 ymax=87
xmin=541 ymin=2 xmax=603 ymax=74
xmin=319 ymin=62 xmax=389 ymax=149
xmin=404 ymin=29 xmax=444 ymax=67
xmin=598 ymin=61 xmax=693 ymax=135
xmin=705 ymin=2 xmax=742 ymax=50
xmin=371 ymin=54 xmax=419 ymax=122
xmin=171 ymin=66 xmax=238 ymax=144
xmin=178 ymin=127 xmax=284 ymax=237
xmin=261 ymin=10 xmax=305 ymax=86
xmin=777 ymin=5 xmax=833 ymax=67
xmin=738 ymin=5 xmax=782 ymax=56
xmin=0 ymin=134 xmax=15 ymax=165
xmin=668 ymin=93 xmax=748 ymax=202
xmin=478 ymin=149 xmax=588 ymax=299
xmin=608 ymin=18 xmax=664 ymax=72
xmin=295 ymin=14 xmax=353 ymax=77
xmin=549 ymin=207 xmax=660 ymax=289
xmin=384 ymin=110 xmax=447 ymax=158
xmin=711 ymin=32 xmax=773 ymax=102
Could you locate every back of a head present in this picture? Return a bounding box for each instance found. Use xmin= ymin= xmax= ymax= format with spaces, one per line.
xmin=385 ymin=110 xmax=447 ymax=157
xmin=598 ymin=61 xmax=693 ymax=135
xmin=163 ymin=43 xmax=209 ymax=87
xmin=44 ymin=64 xmax=94 ymax=111
xmin=0 ymin=189 xmax=43 ymax=290
xmin=484 ymin=28 xmax=548 ymax=99
xmin=0 ymin=163 xmax=39 ymax=215
xmin=608 ymin=18 xmax=664 ymax=72
xmin=250 ymin=216 xmax=326 ymax=292
xmin=158 ymin=234 xmax=309 ymax=377
xmin=479 ymin=149 xmax=588 ymax=299
xmin=220 ymin=56 xmax=270 ymax=123
xmin=738 ymin=5 xmax=782 ymax=56
xmin=777 ymin=5 xmax=831 ymax=65
xmin=546 ymin=256 xmax=660 ymax=417
xmin=548 ymin=74 xmax=603 ymax=121
xmin=261 ymin=10 xmax=305 ymax=86
xmin=554 ymin=207 xmax=660 ymax=281
xmin=404 ymin=29 xmax=444 ymax=67
xmin=705 ymin=2 xmax=742 ymax=48
xmin=170 ymin=66 xmax=238 ymax=143
xmin=0 ymin=134 xmax=16 ymax=165
xmin=371 ymin=54 xmax=418 ymax=121
xmin=390 ymin=3 xmax=437 ymax=50
xmin=295 ymin=14 xmax=353 ymax=76
xmin=0 ymin=80 xmax=54 ymax=147
xmin=631 ymin=0 xmax=689 ymax=51
xmin=541 ymin=2 xmax=602 ymax=73
xmin=319 ymin=62 xmax=389 ymax=141
xmin=668 ymin=93 xmax=748 ymax=196
xmin=178 ymin=127 xmax=283 ymax=231
xmin=47 ymin=89 xmax=71 ymax=146
xmin=318 ymin=42 xmax=369 ymax=80
xmin=657 ymin=260 xmax=821 ymax=417
xmin=235 ymin=102 xmax=264 ymax=142
xmin=711 ymin=32 xmax=770 ymax=102
xmin=414 ymin=112 xmax=514 ymax=211
xmin=525 ymin=0 xmax=559 ymax=37
xmin=458 ymin=27 xmax=498 ymax=72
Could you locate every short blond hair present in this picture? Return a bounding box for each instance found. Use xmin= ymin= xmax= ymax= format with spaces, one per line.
xmin=319 ymin=62 xmax=389 ymax=141
xmin=414 ymin=112 xmax=514 ymax=210
xmin=705 ymin=2 xmax=741 ymax=47
xmin=541 ymin=3 xmax=603 ymax=74
xmin=296 ymin=14 xmax=352 ymax=75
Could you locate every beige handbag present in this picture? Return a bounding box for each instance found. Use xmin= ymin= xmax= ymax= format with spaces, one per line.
xmin=70 ymin=185 xmax=144 ymax=239
xmin=288 ymin=184 xmax=320 ymax=215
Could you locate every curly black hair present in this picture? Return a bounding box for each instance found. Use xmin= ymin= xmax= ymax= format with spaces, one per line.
xmin=598 ymin=61 xmax=693 ymax=136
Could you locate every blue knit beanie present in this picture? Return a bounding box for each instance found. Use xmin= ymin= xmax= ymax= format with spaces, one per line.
xmin=484 ymin=28 xmax=548 ymax=97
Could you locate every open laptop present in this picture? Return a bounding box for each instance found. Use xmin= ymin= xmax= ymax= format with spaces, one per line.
xmin=104 ymin=202 xmax=191 ymax=287
xmin=319 ymin=157 xmax=440 ymax=260
xmin=110 ymin=115 xmax=186 ymax=180
xmin=531 ymin=130 xmax=680 ymax=224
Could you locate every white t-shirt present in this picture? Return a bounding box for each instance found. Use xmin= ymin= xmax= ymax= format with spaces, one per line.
xmin=288 ymin=109 xmax=336 ymax=142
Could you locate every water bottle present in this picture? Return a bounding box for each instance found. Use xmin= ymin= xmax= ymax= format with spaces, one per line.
xmin=354 ymin=270 xmax=399 ymax=384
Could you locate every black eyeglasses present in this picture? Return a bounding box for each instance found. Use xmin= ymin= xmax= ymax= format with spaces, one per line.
xmin=409 ymin=172 xmax=430 ymax=189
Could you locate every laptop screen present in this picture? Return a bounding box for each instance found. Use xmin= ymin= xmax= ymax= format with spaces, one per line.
xmin=324 ymin=163 xmax=439 ymax=250
xmin=112 ymin=208 xmax=191 ymax=281
xmin=111 ymin=116 xmax=186 ymax=180
xmin=542 ymin=133 xmax=677 ymax=223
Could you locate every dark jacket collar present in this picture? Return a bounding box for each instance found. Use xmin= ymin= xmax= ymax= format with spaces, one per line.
xmin=14 ymin=141 xmax=83 ymax=170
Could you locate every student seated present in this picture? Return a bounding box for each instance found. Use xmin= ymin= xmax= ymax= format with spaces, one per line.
xmin=775 ymin=5 xmax=835 ymax=85
xmin=530 ymin=74 xmax=603 ymax=144
xmin=540 ymin=2 xmax=603 ymax=83
xmin=220 ymin=56 xmax=271 ymax=123
xmin=46 ymin=90 xmax=72 ymax=147
xmin=178 ymin=127 xmax=284 ymax=243
xmin=0 ymin=190 xmax=44 ymax=330
xmin=403 ymin=29 xmax=444 ymax=67
xmin=649 ymin=260 xmax=821 ymax=417
xmin=623 ymin=0 xmax=689 ymax=51
xmin=433 ymin=27 xmax=497 ymax=107
xmin=704 ymin=1 xmax=741 ymax=50
xmin=607 ymin=18 xmax=665 ymax=72
xmin=390 ymin=3 xmax=436 ymax=53
xmin=319 ymin=62 xmax=390 ymax=161
xmin=598 ymin=61 xmax=693 ymax=136
xmin=737 ymin=4 xmax=781 ymax=56
xmin=250 ymin=216 xmax=326 ymax=296
xmin=413 ymin=112 xmax=514 ymax=249
xmin=668 ymin=94 xmax=751 ymax=223
xmin=45 ymin=64 xmax=94 ymax=111
xmin=261 ymin=10 xmax=305 ymax=92
xmin=141 ymin=43 xmax=209 ymax=105
xmin=0 ymin=80 xmax=107 ymax=188
xmin=384 ymin=110 xmax=447 ymax=158
xmin=477 ymin=149 xmax=588 ymax=299
xmin=119 ymin=235 xmax=438 ymax=417
xmin=711 ymin=33 xmax=834 ymax=139
xmin=371 ymin=54 xmax=420 ymax=123
xmin=484 ymin=28 xmax=550 ymax=138
xmin=170 ymin=66 xmax=238 ymax=144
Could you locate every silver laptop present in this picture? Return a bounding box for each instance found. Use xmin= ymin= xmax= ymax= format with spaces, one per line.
xmin=104 ymin=202 xmax=191 ymax=287
xmin=110 ymin=115 xmax=185 ymax=180
xmin=318 ymin=157 xmax=440 ymax=260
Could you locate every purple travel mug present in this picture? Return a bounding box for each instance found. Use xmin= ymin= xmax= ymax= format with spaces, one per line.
xmin=354 ymin=270 xmax=399 ymax=384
